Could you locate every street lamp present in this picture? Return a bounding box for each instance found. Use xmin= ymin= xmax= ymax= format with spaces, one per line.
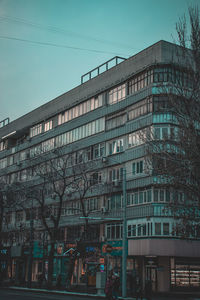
xmin=122 ymin=168 xmax=127 ymax=298
xmin=27 ymin=200 xmax=34 ymax=288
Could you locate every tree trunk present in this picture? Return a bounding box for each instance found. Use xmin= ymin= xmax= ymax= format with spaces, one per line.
xmin=47 ymin=241 xmax=55 ymax=289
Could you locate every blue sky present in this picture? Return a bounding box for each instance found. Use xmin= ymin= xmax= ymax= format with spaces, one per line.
xmin=0 ymin=0 xmax=199 ymax=122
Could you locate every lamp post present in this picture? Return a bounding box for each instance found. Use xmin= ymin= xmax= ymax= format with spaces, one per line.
xmin=27 ymin=201 xmax=34 ymax=288
xmin=122 ymin=168 xmax=127 ymax=298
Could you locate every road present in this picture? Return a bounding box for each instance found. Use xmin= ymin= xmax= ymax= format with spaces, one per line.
xmin=1 ymin=289 xmax=200 ymax=300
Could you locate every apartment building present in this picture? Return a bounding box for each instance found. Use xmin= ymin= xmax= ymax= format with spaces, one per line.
xmin=0 ymin=40 xmax=200 ymax=293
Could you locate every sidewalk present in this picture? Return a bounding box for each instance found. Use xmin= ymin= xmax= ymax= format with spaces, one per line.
xmin=3 ymin=285 xmax=200 ymax=299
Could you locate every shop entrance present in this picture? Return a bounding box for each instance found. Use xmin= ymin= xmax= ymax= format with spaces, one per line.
xmin=145 ymin=266 xmax=157 ymax=291
xmin=145 ymin=256 xmax=158 ymax=292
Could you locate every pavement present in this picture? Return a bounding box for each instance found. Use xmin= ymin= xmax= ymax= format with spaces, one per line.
xmin=1 ymin=285 xmax=200 ymax=299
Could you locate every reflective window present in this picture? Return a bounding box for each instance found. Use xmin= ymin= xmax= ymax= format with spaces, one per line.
xmin=108 ymin=84 xmax=126 ymax=105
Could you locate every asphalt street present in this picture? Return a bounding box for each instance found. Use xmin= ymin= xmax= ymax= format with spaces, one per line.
xmin=1 ymin=289 xmax=200 ymax=300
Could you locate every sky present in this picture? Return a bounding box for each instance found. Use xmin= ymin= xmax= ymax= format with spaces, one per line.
xmin=0 ymin=0 xmax=199 ymax=123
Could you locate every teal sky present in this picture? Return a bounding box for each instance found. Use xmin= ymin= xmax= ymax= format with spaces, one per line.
xmin=0 ymin=0 xmax=199 ymax=122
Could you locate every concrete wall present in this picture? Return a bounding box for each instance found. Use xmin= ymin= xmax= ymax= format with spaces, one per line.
xmin=129 ymin=238 xmax=200 ymax=257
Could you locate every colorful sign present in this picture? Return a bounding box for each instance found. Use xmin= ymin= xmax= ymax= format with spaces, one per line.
xmin=101 ymin=241 xmax=125 ymax=256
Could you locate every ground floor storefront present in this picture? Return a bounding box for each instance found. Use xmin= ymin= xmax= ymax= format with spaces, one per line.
xmin=2 ymin=238 xmax=200 ymax=294
xmin=127 ymin=238 xmax=200 ymax=293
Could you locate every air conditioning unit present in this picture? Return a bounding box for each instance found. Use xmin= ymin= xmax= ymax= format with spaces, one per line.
xmin=101 ymin=206 xmax=107 ymax=214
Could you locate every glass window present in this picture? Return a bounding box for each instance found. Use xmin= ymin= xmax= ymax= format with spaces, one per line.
xmin=163 ymin=223 xmax=169 ymax=235
xmin=30 ymin=123 xmax=42 ymax=137
xmin=108 ymin=83 xmax=126 ymax=105
xmin=154 ymin=190 xmax=159 ymax=202
xmin=147 ymin=190 xmax=152 ymax=202
xmin=155 ymin=223 xmax=161 ymax=235
xmin=44 ymin=120 xmax=53 ymax=132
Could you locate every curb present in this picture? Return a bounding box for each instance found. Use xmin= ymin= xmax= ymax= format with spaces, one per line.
xmin=2 ymin=286 xmax=106 ymax=299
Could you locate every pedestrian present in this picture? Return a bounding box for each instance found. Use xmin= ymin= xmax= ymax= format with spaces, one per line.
xmin=135 ymin=276 xmax=143 ymax=300
xmin=112 ymin=273 xmax=120 ymax=300
xmin=105 ymin=274 xmax=113 ymax=300
xmin=144 ymin=279 xmax=152 ymax=300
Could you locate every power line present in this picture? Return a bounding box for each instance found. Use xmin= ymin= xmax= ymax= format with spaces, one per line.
xmin=0 ymin=14 xmax=138 ymax=52
xmin=0 ymin=35 xmax=129 ymax=56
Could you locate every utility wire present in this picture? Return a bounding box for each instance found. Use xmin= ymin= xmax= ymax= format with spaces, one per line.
xmin=0 ymin=35 xmax=129 ymax=56
xmin=0 ymin=14 xmax=138 ymax=52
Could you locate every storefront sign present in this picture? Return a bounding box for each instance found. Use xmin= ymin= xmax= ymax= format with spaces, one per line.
xmin=102 ymin=241 xmax=124 ymax=256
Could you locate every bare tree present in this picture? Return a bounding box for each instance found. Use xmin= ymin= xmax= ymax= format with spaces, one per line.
xmin=16 ymin=148 xmax=100 ymax=288
xmin=147 ymin=5 xmax=200 ymax=237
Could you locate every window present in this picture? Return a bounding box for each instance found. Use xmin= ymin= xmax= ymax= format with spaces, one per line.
xmin=128 ymin=224 xmax=136 ymax=237
xmin=108 ymin=83 xmax=126 ymax=105
xmin=106 ymin=113 xmax=126 ymax=130
xmin=93 ymin=143 xmax=105 ymax=158
xmin=163 ymin=223 xmax=169 ymax=235
xmin=127 ymin=189 xmax=152 ymax=206
xmin=106 ymin=223 xmax=123 ymax=239
xmin=30 ymin=123 xmax=42 ymax=137
xmin=109 ymin=194 xmax=123 ymax=210
xmin=85 ymin=198 xmax=99 ymax=213
xmin=128 ymin=129 xmax=148 ymax=148
xmin=128 ymin=98 xmax=152 ymax=121
xmin=19 ymin=150 xmax=26 ymax=161
xmin=0 ymin=158 xmax=7 ymax=169
xmin=132 ymin=160 xmax=144 ymax=175
xmin=109 ymin=167 xmax=123 ymax=182
xmin=30 ymin=144 xmax=41 ymax=158
xmin=108 ymin=138 xmax=123 ymax=155
xmin=41 ymin=138 xmax=55 ymax=153
xmin=0 ymin=141 xmax=6 ymax=152
xmin=155 ymin=223 xmax=161 ymax=235
xmin=58 ymin=94 xmax=103 ymax=125
xmin=44 ymin=120 xmax=53 ymax=132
